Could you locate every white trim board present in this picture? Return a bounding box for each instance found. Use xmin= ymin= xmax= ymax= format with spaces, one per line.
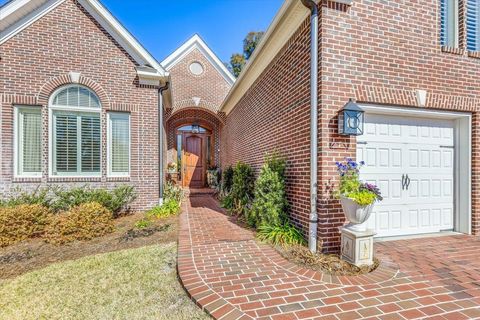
xmin=161 ymin=34 xmax=236 ymax=86
xmin=358 ymin=104 xmax=472 ymax=236
xmin=0 ymin=0 xmax=167 ymax=78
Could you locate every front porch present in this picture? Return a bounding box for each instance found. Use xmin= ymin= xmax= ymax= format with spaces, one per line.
xmin=178 ymin=195 xmax=480 ymax=320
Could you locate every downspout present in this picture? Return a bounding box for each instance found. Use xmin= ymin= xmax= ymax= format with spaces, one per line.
xmin=301 ymin=0 xmax=319 ymax=253
xmin=158 ymin=82 xmax=170 ymax=205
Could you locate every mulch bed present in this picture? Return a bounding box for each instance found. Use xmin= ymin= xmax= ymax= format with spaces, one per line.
xmin=276 ymin=244 xmax=379 ymax=276
xmin=0 ymin=213 xmax=178 ymax=280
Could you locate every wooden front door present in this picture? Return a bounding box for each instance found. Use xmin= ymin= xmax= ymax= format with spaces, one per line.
xmin=183 ymin=133 xmax=205 ymax=188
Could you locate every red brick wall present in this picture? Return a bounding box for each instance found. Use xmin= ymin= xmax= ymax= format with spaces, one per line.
xmin=319 ymin=0 xmax=480 ymax=251
xmin=220 ymin=19 xmax=313 ymax=234
xmin=0 ymin=0 xmax=160 ymax=210
xmin=167 ymin=48 xmax=232 ymax=115
xmin=222 ymin=0 xmax=480 ymax=252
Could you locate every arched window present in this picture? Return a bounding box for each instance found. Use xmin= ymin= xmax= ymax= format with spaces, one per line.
xmin=49 ymin=85 xmax=101 ymax=176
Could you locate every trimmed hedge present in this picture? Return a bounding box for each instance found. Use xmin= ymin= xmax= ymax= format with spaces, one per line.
xmin=0 ymin=185 xmax=136 ymax=218
xmin=44 ymin=202 xmax=114 ymax=245
xmin=0 ymin=205 xmax=51 ymax=247
xmin=50 ymin=186 xmax=136 ymax=217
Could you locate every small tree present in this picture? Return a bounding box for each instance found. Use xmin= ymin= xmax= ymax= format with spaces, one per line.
xmin=243 ymin=31 xmax=265 ymax=60
xmin=221 ymin=165 xmax=234 ymax=193
xmin=229 ymin=53 xmax=246 ymax=78
xmin=249 ymin=153 xmax=288 ymax=227
xmin=227 ymin=162 xmax=255 ymax=219
xmin=227 ymin=31 xmax=264 ymax=78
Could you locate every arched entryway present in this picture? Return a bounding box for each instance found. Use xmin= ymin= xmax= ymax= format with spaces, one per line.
xmin=166 ymin=108 xmax=223 ymax=188
xmin=176 ymin=124 xmax=213 ymax=188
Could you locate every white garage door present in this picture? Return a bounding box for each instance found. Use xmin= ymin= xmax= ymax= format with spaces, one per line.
xmin=357 ymin=114 xmax=455 ymax=237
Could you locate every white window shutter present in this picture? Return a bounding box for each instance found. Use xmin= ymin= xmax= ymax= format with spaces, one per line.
xmin=51 ymin=85 xmax=102 ymax=177
xmin=441 ymin=0 xmax=447 ymax=46
xmin=109 ymin=113 xmax=130 ymax=175
xmin=54 ymin=113 xmax=78 ymax=173
xmin=81 ymin=115 xmax=101 ymax=173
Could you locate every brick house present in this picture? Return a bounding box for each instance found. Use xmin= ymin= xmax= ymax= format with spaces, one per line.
xmin=0 ymin=1 xmax=232 ymax=209
xmin=220 ymin=0 xmax=480 ymax=252
xmin=2 ymin=0 xmax=480 ymax=252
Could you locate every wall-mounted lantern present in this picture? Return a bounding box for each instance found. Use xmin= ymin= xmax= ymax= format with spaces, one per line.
xmin=191 ymin=124 xmax=200 ymax=134
xmin=338 ymin=99 xmax=364 ymax=136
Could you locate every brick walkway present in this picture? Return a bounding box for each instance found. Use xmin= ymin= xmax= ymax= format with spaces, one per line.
xmin=177 ymin=195 xmax=480 ymax=320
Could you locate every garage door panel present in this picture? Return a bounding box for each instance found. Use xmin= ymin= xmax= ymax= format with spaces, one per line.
xmin=360 ymin=175 xmax=403 ymax=203
xmin=358 ymin=144 xmax=404 ymax=173
xmin=358 ymin=114 xmax=455 ymax=238
xmin=362 ymin=114 xmax=454 ymax=145
xmin=405 ymin=175 xmax=453 ymax=204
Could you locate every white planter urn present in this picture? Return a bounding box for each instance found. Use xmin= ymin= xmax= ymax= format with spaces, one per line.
xmin=340 ymin=196 xmax=374 ymax=232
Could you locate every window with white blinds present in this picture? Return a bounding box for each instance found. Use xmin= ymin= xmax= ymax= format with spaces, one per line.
xmin=108 ymin=112 xmax=130 ymax=176
xmin=441 ymin=0 xmax=460 ymax=47
xmin=467 ymin=0 xmax=480 ymax=51
xmin=15 ymin=107 xmax=42 ymax=177
xmin=50 ymin=85 xmax=101 ymax=177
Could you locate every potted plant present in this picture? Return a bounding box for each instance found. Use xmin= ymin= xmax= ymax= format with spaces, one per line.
xmin=167 ymin=162 xmax=177 ymax=174
xmin=335 ymin=159 xmax=382 ymax=232
xmin=207 ymin=164 xmax=220 ymax=189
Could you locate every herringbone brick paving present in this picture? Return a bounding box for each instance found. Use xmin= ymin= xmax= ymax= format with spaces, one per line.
xmin=177 ymin=195 xmax=480 ymax=319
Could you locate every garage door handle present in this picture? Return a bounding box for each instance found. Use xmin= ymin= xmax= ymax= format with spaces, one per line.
xmin=405 ymin=174 xmax=411 ymax=190
xmin=401 ymin=174 xmax=406 ymax=190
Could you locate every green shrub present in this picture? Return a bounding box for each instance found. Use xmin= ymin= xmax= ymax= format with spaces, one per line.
xmin=146 ymin=199 xmax=180 ymax=219
xmin=256 ymin=223 xmax=306 ymax=247
xmin=265 ymin=151 xmax=286 ymax=180
xmin=0 ymin=205 xmax=52 ymax=247
xmin=223 ymin=162 xmax=255 ymax=220
xmin=163 ymin=182 xmax=183 ymax=203
xmin=0 ymin=187 xmax=51 ymax=208
xmin=134 ymin=218 xmax=152 ymax=229
xmin=221 ymin=166 xmax=234 ymax=193
xmin=249 ymin=166 xmax=288 ymax=227
xmin=249 ymin=153 xmax=288 ymax=227
xmin=51 ymin=185 xmax=136 ymax=217
xmin=44 ymin=202 xmax=114 ymax=244
xmin=220 ymin=195 xmax=234 ymax=211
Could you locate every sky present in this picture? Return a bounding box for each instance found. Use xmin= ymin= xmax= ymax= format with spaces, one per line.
xmin=1 ymin=0 xmax=283 ymax=63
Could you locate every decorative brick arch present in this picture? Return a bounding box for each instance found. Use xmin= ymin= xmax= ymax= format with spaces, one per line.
xmin=37 ymin=73 xmax=111 ymax=107
xmin=166 ymin=108 xmax=223 ymax=167
xmin=166 ymin=106 xmax=225 ymax=125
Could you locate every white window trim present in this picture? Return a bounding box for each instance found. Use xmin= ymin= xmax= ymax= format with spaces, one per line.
xmin=48 ymin=85 xmax=102 ymax=178
xmin=14 ymin=106 xmax=42 ymax=178
xmin=107 ymin=112 xmax=131 ymax=178
xmin=445 ymin=0 xmax=460 ymax=48
xmin=452 ymin=0 xmax=460 ymax=47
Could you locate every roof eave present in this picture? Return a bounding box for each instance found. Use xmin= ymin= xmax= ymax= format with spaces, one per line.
xmin=219 ymin=0 xmax=310 ymax=114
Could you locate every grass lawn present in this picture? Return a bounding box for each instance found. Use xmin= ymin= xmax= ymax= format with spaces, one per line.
xmin=0 ymin=242 xmax=209 ymax=320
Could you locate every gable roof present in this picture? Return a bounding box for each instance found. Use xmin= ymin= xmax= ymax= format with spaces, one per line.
xmin=0 ymin=0 xmax=167 ymax=78
xmin=161 ymin=34 xmax=236 ymax=86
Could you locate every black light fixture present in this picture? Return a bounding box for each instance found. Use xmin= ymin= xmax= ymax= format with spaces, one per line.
xmin=338 ymin=98 xmax=365 ymax=136
xmin=191 ymin=124 xmax=200 ymax=134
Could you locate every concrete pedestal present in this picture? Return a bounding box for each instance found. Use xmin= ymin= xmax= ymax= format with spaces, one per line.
xmin=340 ymin=227 xmax=375 ymax=267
